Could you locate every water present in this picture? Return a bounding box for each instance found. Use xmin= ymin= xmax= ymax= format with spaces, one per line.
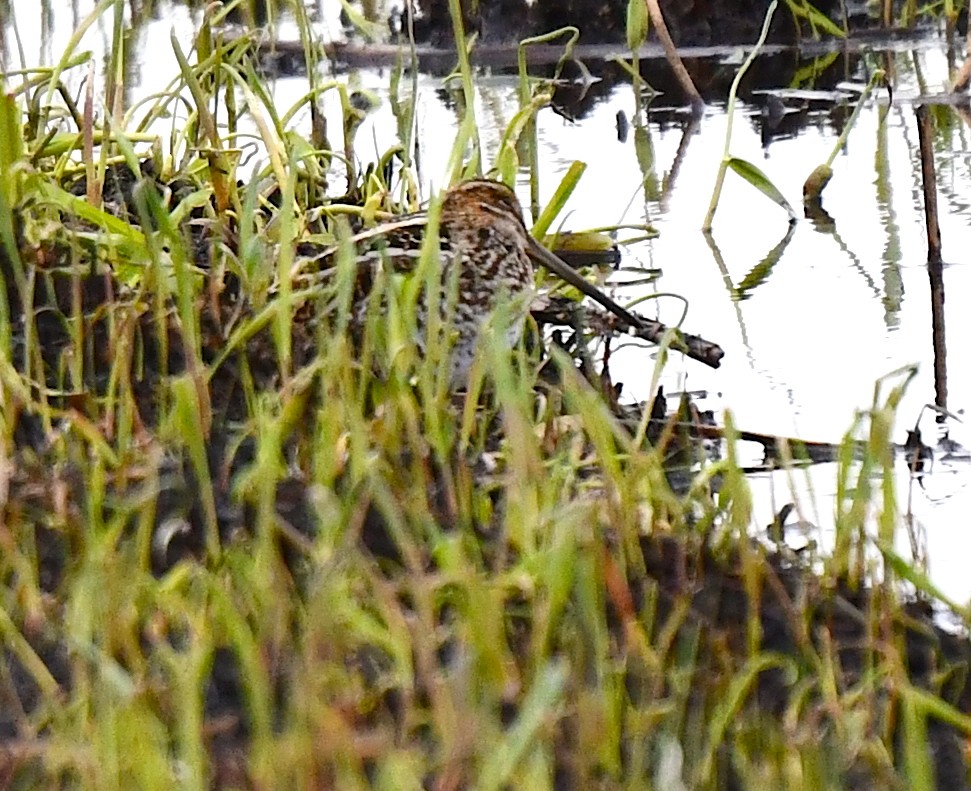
xmin=4 ymin=0 xmax=971 ymax=602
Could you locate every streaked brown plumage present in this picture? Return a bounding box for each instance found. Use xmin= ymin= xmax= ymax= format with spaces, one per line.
xmin=296 ymin=178 xmax=643 ymax=387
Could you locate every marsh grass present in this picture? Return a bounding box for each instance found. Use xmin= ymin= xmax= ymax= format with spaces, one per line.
xmin=0 ymin=2 xmax=969 ymax=790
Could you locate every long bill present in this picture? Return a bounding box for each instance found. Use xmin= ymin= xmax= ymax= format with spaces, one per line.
xmin=525 ymin=236 xmax=646 ymax=332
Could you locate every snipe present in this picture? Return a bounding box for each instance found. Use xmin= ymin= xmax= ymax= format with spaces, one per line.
xmin=297 ymin=179 xmax=644 ymax=387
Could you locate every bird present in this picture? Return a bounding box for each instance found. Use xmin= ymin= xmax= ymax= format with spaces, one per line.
xmin=293 ymin=178 xmax=645 ymax=388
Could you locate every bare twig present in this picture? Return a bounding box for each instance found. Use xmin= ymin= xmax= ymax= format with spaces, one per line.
xmin=532 ymin=297 xmax=725 ymax=369
xmin=641 ymin=0 xmax=704 ymax=111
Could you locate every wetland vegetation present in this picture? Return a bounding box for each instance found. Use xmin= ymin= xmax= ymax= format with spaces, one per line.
xmin=1 ymin=0 xmax=971 ymax=789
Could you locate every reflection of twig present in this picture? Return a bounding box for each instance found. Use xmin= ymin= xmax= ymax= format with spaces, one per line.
xmin=658 ymin=112 xmax=701 ymax=214
xmin=665 ymin=420 xmax=866 ymax=465
xmin=649 ymin=418 xmax=942 ymax=472
xmin=701 ymin=231 xmax=752 ymax=365
xmin=805 ymin=209 xmax=886 ymax=306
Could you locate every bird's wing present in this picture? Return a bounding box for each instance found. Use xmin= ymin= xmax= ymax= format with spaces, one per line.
xmin=290 ymin=214 xmax=432 ymax=282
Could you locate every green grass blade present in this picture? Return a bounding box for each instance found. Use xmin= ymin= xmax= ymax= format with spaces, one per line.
xmin=726 ymin=156 xmax=796 ymax=219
